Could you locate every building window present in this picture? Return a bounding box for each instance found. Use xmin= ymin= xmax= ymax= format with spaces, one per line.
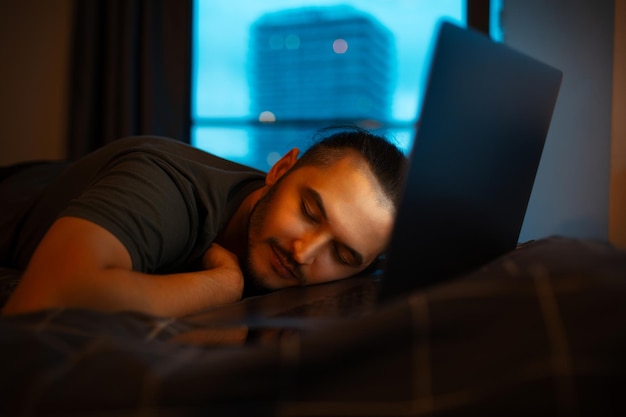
xmin=192 ymin=1 xmax=466 ymax=170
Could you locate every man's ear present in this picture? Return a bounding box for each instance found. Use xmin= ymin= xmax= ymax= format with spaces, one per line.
xmin=265 ymin=148 xmax=299 ymax=186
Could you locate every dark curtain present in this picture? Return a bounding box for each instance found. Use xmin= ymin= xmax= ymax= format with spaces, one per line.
xmin=67 ymin=0 xmax=192 ymax=159
xmin=467 ymin=0 xmax=491 ymax=35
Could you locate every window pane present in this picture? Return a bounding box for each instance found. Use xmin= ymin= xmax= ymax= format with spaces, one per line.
xmin=192 ymin=124 xmax=415 ymax=170
xmin=192 ymin=0 xmax=465 ymax=170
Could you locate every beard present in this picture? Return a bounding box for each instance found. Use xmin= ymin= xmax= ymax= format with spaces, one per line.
xmin=240 ymin=179 xmax=278 ymax=297
xmin=241 ymin=173 xmax=306 ymax=297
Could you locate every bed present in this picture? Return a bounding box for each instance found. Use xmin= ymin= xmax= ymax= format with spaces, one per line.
xmin=1 ymin=236 xmax=625 ymax=416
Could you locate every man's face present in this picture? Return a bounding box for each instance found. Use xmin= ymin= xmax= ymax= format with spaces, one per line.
xmin=245 ymin=153 xmax=395 ymax=291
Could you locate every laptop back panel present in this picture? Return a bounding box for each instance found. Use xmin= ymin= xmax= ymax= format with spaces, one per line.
xmin=379 ymin=22 xmax=563 ymax=301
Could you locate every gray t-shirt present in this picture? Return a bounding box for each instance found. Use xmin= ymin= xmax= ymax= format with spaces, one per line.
xmin=2 ymin=136 xmax=265 ymax=273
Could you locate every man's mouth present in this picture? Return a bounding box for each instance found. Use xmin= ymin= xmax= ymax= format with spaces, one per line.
xmin=270 ymin=243 xmax=303 ymax=285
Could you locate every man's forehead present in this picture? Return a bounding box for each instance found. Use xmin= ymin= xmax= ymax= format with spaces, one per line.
xmin=311 ymin=151 xmax=393 ymax=211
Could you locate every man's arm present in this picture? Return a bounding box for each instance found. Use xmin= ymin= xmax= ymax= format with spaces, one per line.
xmin=2 ymin=216 xmax=244 ymax=317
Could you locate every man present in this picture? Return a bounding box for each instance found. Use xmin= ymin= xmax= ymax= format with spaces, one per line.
xmin=1 ymin=128 xmax=406 ymax=317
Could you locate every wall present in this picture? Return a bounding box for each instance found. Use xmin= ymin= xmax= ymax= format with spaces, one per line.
xmin=502 ymin=0 xmax=616 ymax=243
xmin=0 ymin=0 xmax=73 ymax=165
xmin=610 ymin=0 xmax=626 ymax=249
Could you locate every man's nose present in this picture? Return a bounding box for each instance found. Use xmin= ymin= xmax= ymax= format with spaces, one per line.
xmin=292 ymin=232 xmax=328 ymax=265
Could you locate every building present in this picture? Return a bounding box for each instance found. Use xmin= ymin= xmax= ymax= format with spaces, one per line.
xmin=248 ymin=5 xmax=395 ymax=169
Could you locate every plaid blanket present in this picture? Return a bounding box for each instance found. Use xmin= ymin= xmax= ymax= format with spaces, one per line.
xmin=1 ymin=237 xmax=625 ymax=416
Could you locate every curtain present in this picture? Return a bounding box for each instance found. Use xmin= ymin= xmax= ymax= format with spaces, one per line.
xmin=468 ymin=0 xmax=491 ymax=34
xmin=67 ymin=0 xmax=192 ymax=159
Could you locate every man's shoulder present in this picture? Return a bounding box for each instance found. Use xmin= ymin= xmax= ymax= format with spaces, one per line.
xmin=103 ymin=136 xmax=264 ymax=175
xmin=102 ymin=136 xmax=197 ymax=156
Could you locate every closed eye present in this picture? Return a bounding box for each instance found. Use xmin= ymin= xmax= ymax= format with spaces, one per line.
xmin=333 ymin=242 xmax=361 ymax=268
xmin=333 ymin=244 xmax=351 ymax=266
xmin=300 ymin=186 xmax=364 ymax=268
xmin=301 ymin=200 xmax=318 ymax=223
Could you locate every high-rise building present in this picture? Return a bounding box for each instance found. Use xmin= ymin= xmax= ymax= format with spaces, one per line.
xmin=248 ymin=5 xmax=395 ymax=169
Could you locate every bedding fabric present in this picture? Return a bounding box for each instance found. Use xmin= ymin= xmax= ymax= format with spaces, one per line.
xmin=0 ymin=236 xmax=625 ymax=416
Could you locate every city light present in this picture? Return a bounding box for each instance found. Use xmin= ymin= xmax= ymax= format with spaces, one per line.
xmin=285 ymin=34 xmax=301 ymax=50
xmin=258 ymin=110 xmax=276 ymax=123
xmin=332 ymin=38 xmax=348 ymax=54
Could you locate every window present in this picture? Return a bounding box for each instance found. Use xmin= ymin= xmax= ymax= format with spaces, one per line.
xmin=192 ymin=1 xmax=468 ymax=170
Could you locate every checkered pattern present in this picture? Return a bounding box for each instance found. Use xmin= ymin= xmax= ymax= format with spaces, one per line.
xmin=1 ymin=237 xmax=625 ymax=416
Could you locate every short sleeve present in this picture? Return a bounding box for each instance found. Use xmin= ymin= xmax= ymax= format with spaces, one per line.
xmin=60 ymin=154 xmax=197 ymax=273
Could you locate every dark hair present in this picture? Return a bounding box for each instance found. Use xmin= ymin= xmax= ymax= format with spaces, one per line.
xmin=295 ymin=126 xmax=408 ymax=210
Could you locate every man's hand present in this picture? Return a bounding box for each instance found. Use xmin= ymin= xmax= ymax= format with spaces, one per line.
xmin=199 ymin=243 xmax=244 ymax=305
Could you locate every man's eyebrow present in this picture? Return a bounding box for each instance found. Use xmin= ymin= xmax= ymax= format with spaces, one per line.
xmin=303 ymin=186 xmax=364 ymax=267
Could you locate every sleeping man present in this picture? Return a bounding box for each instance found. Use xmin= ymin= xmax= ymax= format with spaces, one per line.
xmin=0 ymin=128 xmax=406 ymax=317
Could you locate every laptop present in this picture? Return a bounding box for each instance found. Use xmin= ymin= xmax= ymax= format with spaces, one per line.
xmin=181 ymin=21 xmax=563 ymax=337
xmin=378 ymin=20 xmax=562 ymax=300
